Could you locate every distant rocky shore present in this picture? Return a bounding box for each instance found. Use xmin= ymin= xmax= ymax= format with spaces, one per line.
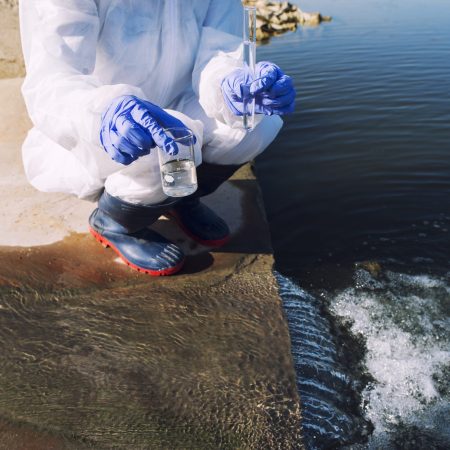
xmin=255 ymin=0 xmax=332 ymax=41
xmin=0 ymin=0 xmax=331 ymax=79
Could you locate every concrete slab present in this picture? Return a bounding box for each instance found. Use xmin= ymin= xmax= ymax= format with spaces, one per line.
xmin=0 ymin=79 xmax=303 ymax=448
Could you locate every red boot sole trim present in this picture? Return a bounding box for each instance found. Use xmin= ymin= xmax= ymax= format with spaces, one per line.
xmin=89 ymin=227 xmax=184 ymax=277
xmin=167 ymin=211 xmax=230 ymax=248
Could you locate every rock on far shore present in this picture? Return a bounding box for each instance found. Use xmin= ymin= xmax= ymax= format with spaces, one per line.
xmin=0 ymin=0 xmax=331 ymax=77
xmin=255 ymin=0 xmax=332 ymax=41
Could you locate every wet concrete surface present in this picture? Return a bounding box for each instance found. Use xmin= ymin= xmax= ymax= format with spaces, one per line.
xmin=0 ymin=77 xmax=303 ymax=448
xmin=0 ymin=240 xmax=302 ymax=449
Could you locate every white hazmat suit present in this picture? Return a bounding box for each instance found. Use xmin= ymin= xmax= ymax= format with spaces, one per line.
xmin=20 ymin=0 xmax=283 ymax=205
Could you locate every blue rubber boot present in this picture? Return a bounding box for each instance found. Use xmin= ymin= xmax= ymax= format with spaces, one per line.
xmin=169 ymin=162 xmax=243 ymax=247
xmin=169 ymin=198 xmax=230 ymax=247
xmin=89 ymin=191 xmax=184 ymax=276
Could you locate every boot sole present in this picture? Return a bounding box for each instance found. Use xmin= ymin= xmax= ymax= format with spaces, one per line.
xmin=166 ymin=210 xmax=231 ymax=248
xmin=89 ymin=226 xmax=184 ymax=276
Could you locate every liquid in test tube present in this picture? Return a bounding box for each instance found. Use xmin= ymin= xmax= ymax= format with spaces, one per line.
xmin=242 ymin=0 xmax=257 ymax=132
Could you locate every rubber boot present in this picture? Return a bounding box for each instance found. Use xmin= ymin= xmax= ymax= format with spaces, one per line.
xmin=89 ymin=191 xmax=184 ymax=276
xmin=169 ymin=162 xmax=244 ymax=247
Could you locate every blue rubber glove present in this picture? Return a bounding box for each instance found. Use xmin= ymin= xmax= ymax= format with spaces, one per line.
xmin=100 ymin=95 xmax=191 ymax=165
xmin=221 ymin=61 xmax=296 ymax=117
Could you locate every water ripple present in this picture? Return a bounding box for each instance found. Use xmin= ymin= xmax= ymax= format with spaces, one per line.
xmin=276 ymin=273 xmax=370 ymax=449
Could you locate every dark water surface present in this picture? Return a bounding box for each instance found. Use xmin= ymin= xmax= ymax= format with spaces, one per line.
xmin=257 ymin=0 xmax=450 ymax=275
xmin=256 ymin=0 xmax=450 ymax=448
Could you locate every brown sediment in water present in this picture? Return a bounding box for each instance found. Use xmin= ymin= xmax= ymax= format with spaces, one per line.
xmin=0 ymin=417 xmax=89 ymax=450
xmin=0 ymin=212 xmax=303 ymax=448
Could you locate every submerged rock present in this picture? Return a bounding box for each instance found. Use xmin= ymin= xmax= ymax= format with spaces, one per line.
xmin=255 ymin=0 xmax=332 ymax=41
xmin=356 ymin=261 xmax=383 ymax=278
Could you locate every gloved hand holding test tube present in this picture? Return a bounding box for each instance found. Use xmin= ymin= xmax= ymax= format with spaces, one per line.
xmin=242 ymin=0 xmax=257 ymax=132
xmin=221 ymin=1 xmax=296 ymax=128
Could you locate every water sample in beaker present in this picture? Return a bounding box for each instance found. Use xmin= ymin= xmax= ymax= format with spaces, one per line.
xmin=158 ymin=128 xmax=198 ymax=197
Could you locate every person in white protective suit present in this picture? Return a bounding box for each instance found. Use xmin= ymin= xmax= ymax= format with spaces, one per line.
xmin=19 ymin=0 xmax=296 ymax=276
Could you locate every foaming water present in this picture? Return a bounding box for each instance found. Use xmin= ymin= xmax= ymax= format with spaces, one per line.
xmin=277 ymin=270 xmax=450 ymax=448
xmin=330 ymin=269 xmax=450 ymax=449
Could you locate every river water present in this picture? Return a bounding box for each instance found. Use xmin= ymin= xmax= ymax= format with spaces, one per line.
xmin=256 ymin=0 xmax=450 ymax=448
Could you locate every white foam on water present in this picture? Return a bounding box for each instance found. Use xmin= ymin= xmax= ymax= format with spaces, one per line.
xmin=329 ymin=269 xmax=450 ymax=447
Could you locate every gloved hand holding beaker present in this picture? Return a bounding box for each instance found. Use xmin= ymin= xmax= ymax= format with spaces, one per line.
xmin=100 ymin=95 xmax=192 ymax=165
xmin=221 ymin=61 xmax=296 ymax=117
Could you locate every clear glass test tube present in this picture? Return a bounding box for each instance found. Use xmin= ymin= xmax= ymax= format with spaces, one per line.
xmin=242 ymin=1 xmax=257 ymax=132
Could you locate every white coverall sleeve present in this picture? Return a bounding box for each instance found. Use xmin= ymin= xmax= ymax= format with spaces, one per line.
xmin=193 ymin=0 xmax=253 ymax=129
xmin=20 ymin=0 xmax=145 ymax=151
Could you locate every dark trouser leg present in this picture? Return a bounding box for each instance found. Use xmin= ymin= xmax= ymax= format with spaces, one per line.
xmin=89 ymin=191 xmax=184 ymax=276
xmin=190 ymin=162 xmax=244 ymax=198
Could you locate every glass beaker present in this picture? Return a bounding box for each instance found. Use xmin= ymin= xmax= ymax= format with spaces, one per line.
xmin=158 ymin=128 xmax=198 ymax=197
